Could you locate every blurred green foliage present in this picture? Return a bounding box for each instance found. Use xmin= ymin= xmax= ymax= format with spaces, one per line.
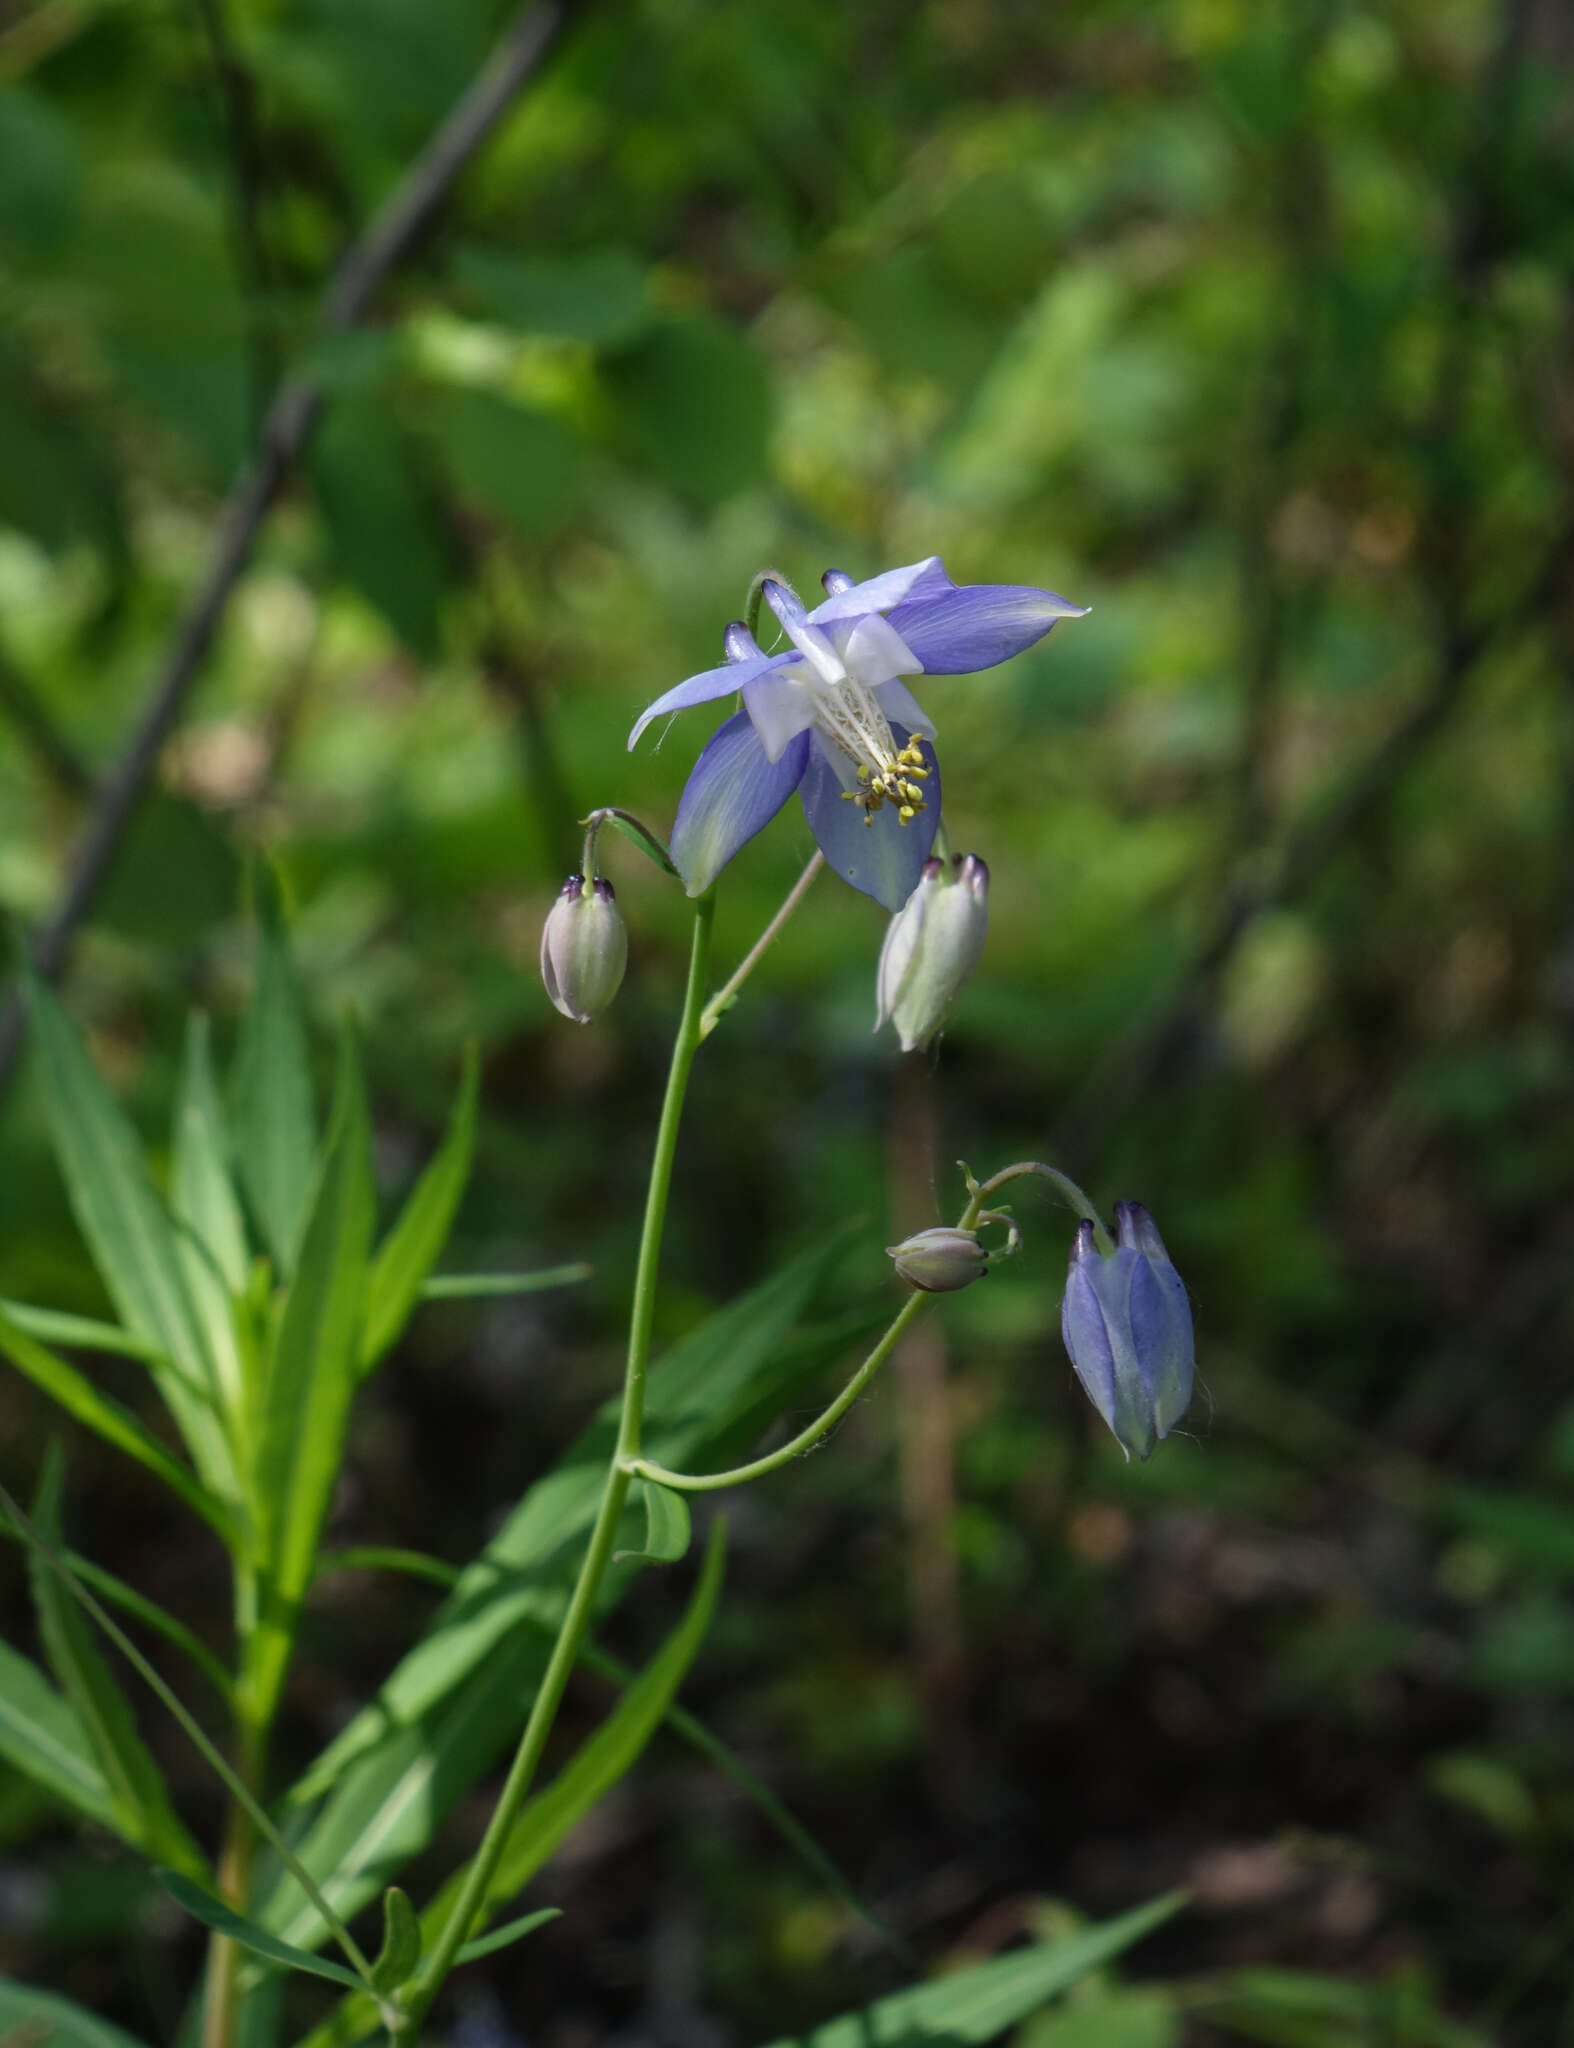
xmin=0 ymin=0 xmax=1573 ymax=2040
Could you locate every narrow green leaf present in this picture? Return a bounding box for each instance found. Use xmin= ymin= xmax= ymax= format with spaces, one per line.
xmin=28 ymin=1451 xmax=206 ymax=1876
xmin=0 ymin=1299 xmax=167 ymax=1362
xmin=230 ymin=868 xmax=318 ymax=1276
xmin=249 ymin=1028 xmax=375 ymax=1715
xmin=453 ymin=1906 xmax=561 ymax=1964
xmin=0 ymin=1635 xmax=113 ymax=1822
xmin=21 ymin=962 xmax=231 ymax=1493
xmin=172 ymin=1011 xmax=249 ymax=1415
xmin=0 ymin=1311 xmax=233 ymax=1542
xmin=360 ymin=1047 xmax=478 ymax=1374
xmin=613 ymin=1478 xmax=691 ymax=1566
xmin=419 ymin=1264 xmax=592 ymax=1301
xmin=290 ymin=1529 xmax=725 ymax=2048
xmin=155 ymin=1869 xmax=364 ymax=1990
xmin=0 ymin=1974 xmax=154 ymax=2047
xmin=314 ymin=1547 xmax=458 ymax=1590
xmin=755 ymin=1895 xmax=1187 ymax=2047
xmin=369 ymin=1886 xmax=422 ymax=1996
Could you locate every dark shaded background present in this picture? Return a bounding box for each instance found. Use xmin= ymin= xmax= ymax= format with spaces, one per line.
xmin=0 ymin=0 xmax=1572 ymax=2040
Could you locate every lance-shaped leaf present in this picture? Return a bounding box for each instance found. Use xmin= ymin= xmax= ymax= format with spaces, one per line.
xmin=230 ymin=866 xmax=318 ymax=1277
xmin=29 ymin=1450 xmax=207 ymax=1877
xmin=21 ymin=961 xmax=232 ymax=1496
xmin=369 ymin=1886 xmax=421 ymax=1997
xmin=755 ymin=1894 xmax=1186 ymax=2047
xmin=155 ymin=1870 xmax=364 ymax=1991
xmin=0 ymin=1312 xmax=232 ymax=1542
xmin=360 ymin=1047 xmax=477 ymax=1375
xmin=288 ymin=1524 xmax=725 ymax=2048
xmin=171 ymin=1012 xmax=249 ymax=1416
xmin=248 ymin=1028 xmax=375 ymax=1719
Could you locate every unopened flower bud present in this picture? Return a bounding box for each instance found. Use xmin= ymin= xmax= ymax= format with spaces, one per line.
xmin=875 ymin=852 xmax=989 ymax=1052
xmin=887 ymin=1226 xmax=989 ymax=1293
xmin=540 ymin=874 xmax=627 ymax=1024
xmin=1059 ymin=1201 xmax=1194 ymax=1461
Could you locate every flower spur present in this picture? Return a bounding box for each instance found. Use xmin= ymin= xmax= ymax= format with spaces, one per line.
xmin=629 ymin=559 xmax=1087 ymax=910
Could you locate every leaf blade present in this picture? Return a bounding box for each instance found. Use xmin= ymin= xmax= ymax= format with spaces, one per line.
xmin=156 ymin=1869 xmax=364 ymax=1991
xmin=0 ymin=1310 xmax=233 ymax=1542
xmin=613 ymin=1477 xmax=691 ymax=1566
xmin=360 ymin=1047 xmax=477 ymax=1374
xmin=755 ymin=1895 xmax=1187 ymax=2047
xmin=230 ymin=868 xmax=318 ymax=1277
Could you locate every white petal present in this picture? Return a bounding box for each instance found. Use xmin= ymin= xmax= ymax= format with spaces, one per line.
xmin=742 ymin=667 xmax=816 ymax=763
xmin=874 ymin=677 xmax=935 ymax=736
xmin=838 ymin=613 xmax=923 ymax=684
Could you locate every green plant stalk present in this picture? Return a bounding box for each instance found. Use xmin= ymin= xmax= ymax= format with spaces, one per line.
xmin=631 ymin=1288 xmax=930 ymax=1493
xmin=699 ymin=851 xmax=823 ymax=1039
xmin=629 ymin=1162 xmax=1100 ymax=1494
xmin=402 ymin=890 xmax=716 ymax=2036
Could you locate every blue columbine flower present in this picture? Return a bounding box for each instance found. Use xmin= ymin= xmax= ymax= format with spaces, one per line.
xmin=1060 ymin=1202 xmax=1195 ymax=1462
xmin=628 ymin=559 xmax=1087 ymax=910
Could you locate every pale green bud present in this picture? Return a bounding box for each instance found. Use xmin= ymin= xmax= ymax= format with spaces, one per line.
xmin=875 ymin=853 xmax=989 ymax=1051
xmin=540 ymin=874 xmax=627 ymax=1024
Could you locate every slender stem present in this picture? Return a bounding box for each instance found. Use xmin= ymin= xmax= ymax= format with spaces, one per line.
xmin=699 ymin=852 xmax=823 ymax=1038
xmin=632 ymin=1159 xmax=1103 ymax=1497
xmin=633 ymin=1288 xmax=930 ymax=1494
xmin=967 ymin=1161 xmax=1113 ymax=1254
xmin=405 ymin=894 xmax=716 ymax=2032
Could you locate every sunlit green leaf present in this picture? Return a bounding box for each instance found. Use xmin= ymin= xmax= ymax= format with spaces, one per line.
xmin=361 ymin=1046 xmax=478 ymax=1374
xmin=229 ymin=869 xmax=317 ymax=1278
xmin=613 ymin=1477 xmax=691 ymax=1566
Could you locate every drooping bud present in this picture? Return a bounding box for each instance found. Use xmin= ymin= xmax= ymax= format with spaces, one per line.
xmin=1059 ymin=1201 xmax=1195 ymax=1461
xmin=887 ymin=1225 xmax=989 ymax=1293
xmin=875 ymin=852 xmax=989 ymax=1052
xmin=540 ymin=874 xmax=628 ymax=1024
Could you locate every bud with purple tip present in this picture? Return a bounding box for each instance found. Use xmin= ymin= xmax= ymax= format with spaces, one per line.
xmin=540 ymin=874 xmax=628 ymax=1024
xmin=1060 ymin=1201 xmax=1194 ymax=1461
xmin=875 ymin=852 xmax=989 ymax=1052
xmin=887 ymin=1225 xmax=989 ymax=1293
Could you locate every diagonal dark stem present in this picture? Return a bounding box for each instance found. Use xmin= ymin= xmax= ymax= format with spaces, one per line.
xmin=0 ymin=0 xmax=572 ymax=1095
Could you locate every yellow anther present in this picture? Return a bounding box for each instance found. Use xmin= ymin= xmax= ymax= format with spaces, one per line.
xmin=898 ymin=804 xmax=915 ymax=822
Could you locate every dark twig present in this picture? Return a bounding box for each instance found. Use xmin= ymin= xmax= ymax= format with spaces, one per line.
xmin=0 ymin=1 xmax=569 ymax=1090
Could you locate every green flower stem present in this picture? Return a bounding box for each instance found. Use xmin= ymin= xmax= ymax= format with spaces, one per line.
xmin=630 ymin=1288 xmax=930 ymax=1495
xmin=699 ymin=851 xmax=823 ymax=1039
xmin=403 ymin=892 xmax=716 ymax=2036
xmin=631 ymin=1158 xmax=1107 ymax=1499
xmin=967 ymin=1160 xmax=1114 ymax=1254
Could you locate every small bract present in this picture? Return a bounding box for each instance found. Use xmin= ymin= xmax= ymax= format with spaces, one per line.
xmin=1060 ymin=1201 xmax=1195 ymax=1461
xmin=875 ymin=852 xmax=989 ymax=1051
xmin=540 ymin=874 xmax=628 ymax=1024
